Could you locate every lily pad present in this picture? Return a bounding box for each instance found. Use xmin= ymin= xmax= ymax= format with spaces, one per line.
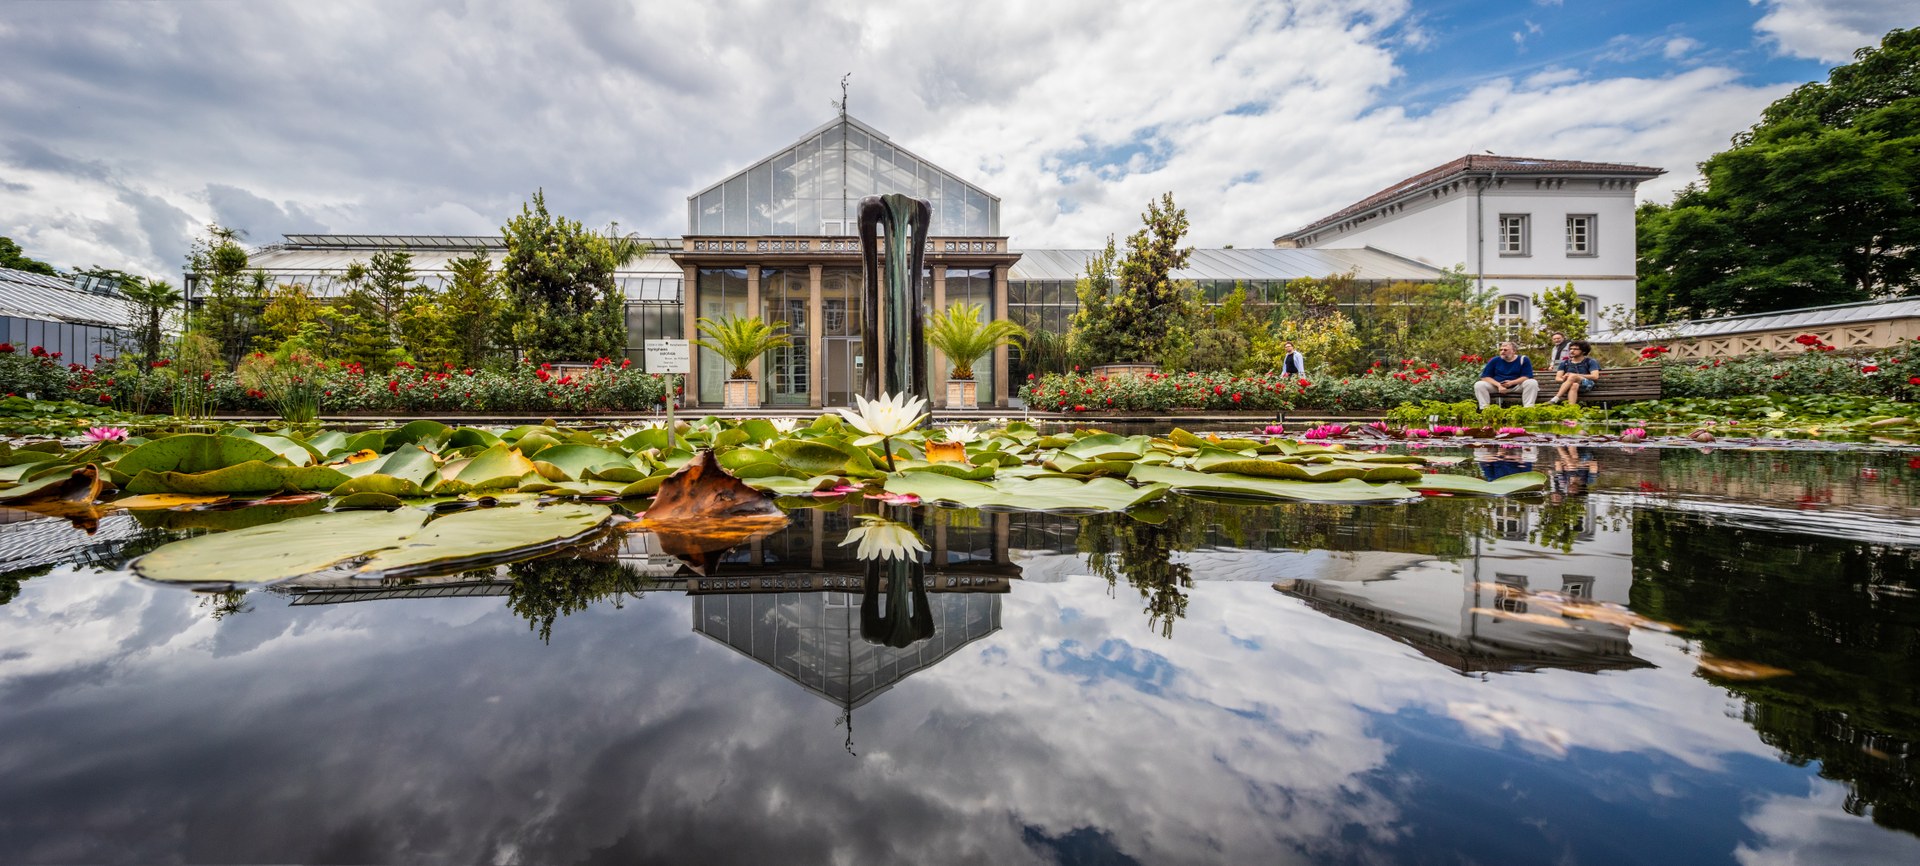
xmin=1128 ymin=464 xmax=1419 ymax=503
xmin=1405 ymin=471 xmax=1549 ymax=496
xmin=334 ymin=491 xmax=406 ymax=509
xmin=114 ymin=434 xmax=281 ymax=478
xmin=133 ymin=508 xmax=433 ymax=585
xmin=772 ymin=439 xmax=852 ymax=474
xmin=883 ymin=473 xmax=1168 ymax=512
xmin=124 ymin=461 xmax=352 ymax=495
xmin=358 ymin=503 xmax=611 ymax=574
xmin=455 ymin=445 xmax=538 ymax=490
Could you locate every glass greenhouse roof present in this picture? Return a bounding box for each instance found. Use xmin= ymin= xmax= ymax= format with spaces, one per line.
xmin=0 ymin=266 xmax=133 ymax=328
xmin=1593 ymin=297 xmax=1920 ymax=343
xmin=688 ymin=114 xmax=1000 ymax=237
xmin=1008 ymin=247 xmax=1446 ymax=283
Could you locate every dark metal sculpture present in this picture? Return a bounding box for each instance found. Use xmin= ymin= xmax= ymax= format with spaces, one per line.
xmin=857 ymin=193 xmax=931 ymax=402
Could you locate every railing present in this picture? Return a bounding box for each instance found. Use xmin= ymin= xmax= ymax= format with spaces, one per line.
xmin=682 ymin=235 xmax=1008 ymax=255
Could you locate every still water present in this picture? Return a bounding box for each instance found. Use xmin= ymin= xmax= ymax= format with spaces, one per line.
xmin=1 ymin=446 xmax=1917 ymax=865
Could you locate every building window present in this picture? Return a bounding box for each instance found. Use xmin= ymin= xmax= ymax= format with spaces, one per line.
xmin=1496 ymin=295 xmax=1528 ymax=332
xmin=1566 ymin=214 xmax=1595 ymax=256
xmin=1577 ymin=295 xmax=1597 ymax=325
xmin=1499 ymin=214 xmax=1529 ymax=256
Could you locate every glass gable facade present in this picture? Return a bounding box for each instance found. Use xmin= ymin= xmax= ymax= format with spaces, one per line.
xmin=688 ymin=115 xmax=1000 ymax=237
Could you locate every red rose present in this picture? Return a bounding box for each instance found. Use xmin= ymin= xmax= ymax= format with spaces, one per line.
xmin=1863 ymin=365 xmax=1880 ymax=373
xmin=1231 ymin=393 xmax=1242 ymax=402
xmin=0 ymin=343 xmax=12 ymax=353
xmin=1909 ymin=377 xmax=1920 ymax=385
xmin=98 ymin=393 xmax=110 ymax=403
xmin=1298 ymin=379 xmax=1311 ymax=387
xmin=29 ymin=345 xmax=45 ymax=357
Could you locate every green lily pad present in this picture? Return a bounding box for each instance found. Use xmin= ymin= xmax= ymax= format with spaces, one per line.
xmin=224 ymin=428 xmax=313 ymax=466
xmin=331 ymin=473 xmax=432 ymax=498
xmin=1062 ymin=433 xmax=1149 ymax=461
xmin=1405 ymin=471 xmax=1549 ymax=496
xmin=743 ymin=474 xmax=844 ymax=496
xmin=1128 ymin=464 xmax=1419 ymax=503
xmin=334 ymin=492 xmax=406 ymax=509
xmin=388 ymin=419 xmax=453 ymax=449
xmin=532 ymin=444 xmax=631 ymax=481
xmin=134 ymin=508 xmax=433 ymax=585
xmin=883 ymin=473 xmax=1168 ymax=512
xmin=114 ymin=434 xmax=281 ymax=478
xmin=372 ymin=445 xmax=441 ymax=489
xmin=447 ymin=427 xmax=503 ymax=450
xmin=772 ymin=439 xmax=852 ymax=474
xmin=357 ymin=503 xmax=611 ymax=574
xmin=456 ymin=445 xmax=538 ymax=490
xmin=125 ymin=461 xmax=353 ymax=495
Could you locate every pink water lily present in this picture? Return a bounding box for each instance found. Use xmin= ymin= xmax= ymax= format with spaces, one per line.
xmin=1619 ymin=427 xmax=1648 ymax=444
xmin=1496 ymin=426 xmax=1528 ymax=436
xmin=865 ymin=491 xmax=921 ymax=505
xmin=1263 ymin=424 xmax=1285 ymax=435
xmin=83 ymin=426 xmax=129 ymax=442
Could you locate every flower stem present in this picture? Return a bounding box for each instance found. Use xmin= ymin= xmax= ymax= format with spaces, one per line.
xmin=882 ymin=436 xmax=897 ymax=472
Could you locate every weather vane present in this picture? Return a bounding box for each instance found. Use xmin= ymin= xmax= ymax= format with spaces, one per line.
xmin=838 ymin=72 xmax=851 ymax=116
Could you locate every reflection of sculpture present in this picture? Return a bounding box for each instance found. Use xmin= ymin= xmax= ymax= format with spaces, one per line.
xmin=857 ymin=193 xmax=931 ymax=403
xmin=845 ymin=515 xmax=936 ymax=648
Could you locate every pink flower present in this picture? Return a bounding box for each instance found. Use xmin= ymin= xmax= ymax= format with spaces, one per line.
xmin=84 ymin=426 xmax=129 ymax=442
xmin=1404 ymin=428 xmax=1431 ymax=438
xmin=1496 ymin=426 xmax=1528 ymax=436
xmin=1263 ymin=424 xmax=1285 ymax=435
xmin=1619 ymin=427 xmax=1648 ymax=443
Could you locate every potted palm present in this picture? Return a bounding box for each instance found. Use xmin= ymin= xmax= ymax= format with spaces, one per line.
xmin=695 ymin=314 xmax=791 ymax=408
xmin=926 ymin=302 xmax=1027 ymax=408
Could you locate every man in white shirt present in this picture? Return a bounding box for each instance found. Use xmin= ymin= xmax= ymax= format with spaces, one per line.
xmin=1548 ymin=332 xmax=1569 ymax=365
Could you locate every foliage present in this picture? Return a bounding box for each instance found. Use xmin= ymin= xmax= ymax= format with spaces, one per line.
xmin=1187 ymin=286 xmax=1270 ymax=373
xmin=167 ymin=333 xmax=222 ymax=420
xmin=1657 ymin=341 xmax=1920 ymax=400
xmin=1021 ymin=371 xmax=1305 ymax=412
xmin=236 ymin=340 xmax=328 ymax=423
xmin=927 ymin=302 xmax=1027 ymax=380
xmin=695 ymin=314 xmax=791 ymax=379
xmin=1069 ymin=195 xmax=1197 ymax=366
xmin=1347 ymin=267 xmax=1502 ymax=369
xmin=121 ymin=277 xmax=183 ymax=364
xmin=1613 ymin=393 xmax=1920 ymax=436
xmin=422 ymin=252 xmax=503 ymax=371
xmin=1383 ymin=400 xmax=1600 ymax=427
xmin=1636 ymin=28 xmax=1920 ymax=319
xmin=1533 ymin=281 xmax=1587 ymax=341
xmin=1262 ymin=312 xmax=1360 ymax=376
xmin=499 ymin=191 xmax=637 ymax=362
xmin=185 ymin=224 xmax=262 ymax=363
xmin=1066 ymin=235 xmax=1120 ymax=366
xmin=0 ymin=236 xmax=58 ymax=276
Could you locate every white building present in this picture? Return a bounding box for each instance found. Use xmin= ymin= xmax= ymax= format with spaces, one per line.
xmin=1274 ymin=156 xmax=1665 ymax=332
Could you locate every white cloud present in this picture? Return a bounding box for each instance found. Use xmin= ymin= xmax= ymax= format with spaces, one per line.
xmin=1751 ymin=0 xmax=1910 ymax=63
xmin=0 ymin=0 xmax=1805 ymax=275
xmin=1736 ymin=781 xmax=1920 ymax=866
xmin=1663 ymin=36 xmax=1702 ymax=59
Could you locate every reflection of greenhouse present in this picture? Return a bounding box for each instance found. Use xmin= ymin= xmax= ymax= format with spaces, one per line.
xmin=693 ymin=589 xmax=1000 ymax=711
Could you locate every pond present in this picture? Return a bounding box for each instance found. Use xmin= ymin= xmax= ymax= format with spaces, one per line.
xmin=2 ymin=444 xmax=1918 ymax=865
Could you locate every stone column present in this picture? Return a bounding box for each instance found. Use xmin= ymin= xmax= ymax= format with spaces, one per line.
xmin=931 ymin=264 xmax=948 ymax=407
xmin=808 ymin=263 xmax=825 ymax=409
xmin=745 ymin=265 xmax=761 ymax=406
xmin=682 ymin=264 xmax=699 ymax=408
xmin=993 ymin=264 xmax=1010 ymax=408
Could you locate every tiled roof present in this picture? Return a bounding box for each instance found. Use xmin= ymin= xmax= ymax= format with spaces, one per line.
xmin=1276 ymin=155 xmax=1665 ymax=243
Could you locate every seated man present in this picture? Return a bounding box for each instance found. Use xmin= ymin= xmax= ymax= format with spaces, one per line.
xmin=1548 ymin=339 xmax=1600 ymax=404
xmin=1473 ymin=341 xmax=1539 ymax=409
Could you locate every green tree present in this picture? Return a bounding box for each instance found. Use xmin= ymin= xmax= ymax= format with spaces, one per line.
xmin=405 ymin=252 xmax=501 ymax=370
xmin=499 ymin=191 xmax=639 ymax=362
xmin=0 ymin=236 xmax=58 ymax=276
xmin=1637 ymin=28 xmax=1920 ymax=319
xmin=257 ymin=281 xmax=323 ymax=350
xmin=184 ymin=224 xmax=261 ymax=363
xmin=1069 ymin=194 xmax=1197 ymax=366
xmin=121 ymin=277 xmax=183 ymax=363
xmin=329 ymin=259 xmax=403 ymax=370
xmin=1533 ymin=281 xmax=1587 ymax=341
xmin=1066 ymin=235 xmax=1120 ymax=366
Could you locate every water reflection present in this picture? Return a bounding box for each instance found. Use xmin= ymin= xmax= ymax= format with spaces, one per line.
xmin=3 ymin=448 xmax=1920 ymax=863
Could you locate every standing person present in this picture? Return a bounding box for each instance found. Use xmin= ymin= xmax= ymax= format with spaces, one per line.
xmin=1548 ymin=332 xmax=1570 ymax=365
xmin=1548 ymin=339 xmax=1601 ymax=404
xmin=1473 ymin=341 xmax=1539 ymax=408
xmin=1278 ymin=341 xmax=1307 ymax=377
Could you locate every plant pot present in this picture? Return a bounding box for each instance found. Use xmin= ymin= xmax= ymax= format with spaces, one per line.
xmin=723 ymin=378 xmax=759 ymax=409
xmin=1093 ymin=363 xmax=1158 ymax=379
xmin=946 ymin=378 xmax=978 ymax=408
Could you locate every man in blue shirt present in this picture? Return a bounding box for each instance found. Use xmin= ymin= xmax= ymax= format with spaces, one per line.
xmin=1474 ymin=341 xmax=1539 ymax=408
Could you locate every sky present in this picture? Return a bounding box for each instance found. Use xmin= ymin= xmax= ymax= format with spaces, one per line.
xmin=0 ymin=0 xmax=1911 ymax=278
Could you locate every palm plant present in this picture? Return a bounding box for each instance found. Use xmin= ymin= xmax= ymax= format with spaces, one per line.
xmin=694 ymin=314 xmax=791 ymax=379
xmin=121 ymin=277 xmax=182 ymax=364
xmin=926 ymin=302 xmax=1027 ymax=380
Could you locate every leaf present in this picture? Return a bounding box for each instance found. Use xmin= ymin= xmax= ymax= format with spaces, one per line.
xmin=374 ymin=445 xmax=442 ymax=489
xmin=741 ymin=474 xmax=843 ymax=496
xmin=124 ymin=461 xmax=353 ymax=495
xmin=1062 ymin=432 xmax=1149 ymax=461
xmin=0 ymin=464 xmax=102 ymax=504
xmin=1405 ymin=471 xmax=1549 ymax=496
xmin=388 ymin=419 xmax=453 ymax=449
xmin=333 ymin=492 xmax=406 ymax=509
xmin=129 ymin=498 xmax=329 ymax=532
xmin=646 ymin=450 xmax=784 ymax=520
xmin=112 ymin=493 xmax=231 ymax=509
xmin=900 ymin=461 xmax=998 ymax=481
xmin=358 ymin=503 xmax=611 ymax=574
xmin=134 ymin=508 xmax=433 ymax=585
xmin=772 ymin=439 xmax=853 ymax=474
xmin=455 ymin=445 xmax=538 ymax=490
xmin=1127 ymin=464 xmax=1419 ymax=503
xmin=924 ymin=439 xmax=968 ymax=463
xmin=532 ymin=444 xmax=630 ymax=481
xmin=223 ymin=428 xmax=314 ymax=466
xmin=447 ymin=427 xmax=503 ymax=450
xmin=343 ymin=430 xmax=389 ymax=453
xmin=114 ymin=434 xmax=281 ymax=478
xmin=738 ymin=418 xmax=779 ymax=444
xmin=882 ymin=473 xmax=1168 ymax=512
xmin=304 ymin=430 xmax=350 ymax=458
xmin=331 ymin=474 xmax=432 ymax=498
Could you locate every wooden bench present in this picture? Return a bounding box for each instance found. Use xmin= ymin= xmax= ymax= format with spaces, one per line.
xmin=1489 ymin=364 xmax=1662 ymax=406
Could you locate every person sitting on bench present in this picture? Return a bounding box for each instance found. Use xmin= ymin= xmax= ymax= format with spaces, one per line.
xmin=1474 ymin=341 xmax=1539 ymax=408
xmin=1548 ymin=339 xmax=1600 ymax=404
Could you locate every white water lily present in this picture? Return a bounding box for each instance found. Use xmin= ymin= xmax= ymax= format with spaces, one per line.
xmin=840 ymin=516 xmax=928 ymax=562
xmin=770 ymin=417 xmax=801 ymax=434
xmin=838 ymin=392 xmax=929 ymax=442
xmin=939 ymin=424 xmax=982 ymax=444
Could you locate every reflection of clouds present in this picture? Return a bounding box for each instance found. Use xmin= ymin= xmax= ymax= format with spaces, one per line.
xmin=1736 ymin=781 xmax=1920 ymax=866
xmin=0 ymin=558 xmax=1913 ymax=862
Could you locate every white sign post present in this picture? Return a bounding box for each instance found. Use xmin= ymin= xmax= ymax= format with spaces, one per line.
xmin=645 ymin=339 xmax=691 ymax=450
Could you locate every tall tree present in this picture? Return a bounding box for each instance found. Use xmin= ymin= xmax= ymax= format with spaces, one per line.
xmin=0 ymin=236 xmax=58 ymax=276
xmin=439 ymin=252 xmax=504 ymax=369
xmin=499 ymin=191 xmax=639 ymax=362
xmin=185 ymin=224 xmax=262 ymax=362
xmin=1068 ymin=193 xmax=1197 ymax=366
xmin=1638 ymin=28 xmax=1920 ymax=320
